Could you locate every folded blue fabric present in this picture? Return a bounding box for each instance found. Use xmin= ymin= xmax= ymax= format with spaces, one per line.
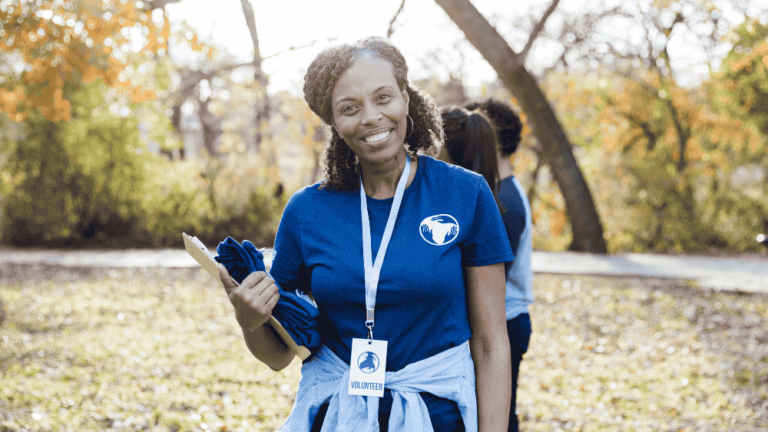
xmin=215 ymin=237 xmax=321 ymax=354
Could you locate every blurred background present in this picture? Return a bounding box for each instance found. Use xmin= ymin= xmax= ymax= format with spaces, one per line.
xmin=2 ymin=2 xmax=768 ymax=431
xmin=1 ymin=0 xmax=767 ymax=254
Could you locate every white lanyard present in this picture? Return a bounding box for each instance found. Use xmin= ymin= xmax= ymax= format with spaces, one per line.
xmin=360 ymin=156 xmax=410 ymax=341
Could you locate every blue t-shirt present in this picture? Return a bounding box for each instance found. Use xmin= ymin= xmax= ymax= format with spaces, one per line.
xmin=270 ymin=155 xmax=514 ymax=429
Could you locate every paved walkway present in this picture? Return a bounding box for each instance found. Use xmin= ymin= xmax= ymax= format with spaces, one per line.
xmin=0 ymin=248 xmax=766 ymax=294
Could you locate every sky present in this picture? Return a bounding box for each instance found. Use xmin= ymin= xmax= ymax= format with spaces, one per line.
xmin=164 ymin=0 xmax=768 ymax=95
xmin=164 ymin=0 xmax=513 ymax=94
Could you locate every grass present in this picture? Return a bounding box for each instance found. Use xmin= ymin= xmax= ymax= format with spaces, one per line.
xmin=0 ymin=264 xmax=766 ymax=431
xmin=517 ymin=276 xmax=767 ymax=431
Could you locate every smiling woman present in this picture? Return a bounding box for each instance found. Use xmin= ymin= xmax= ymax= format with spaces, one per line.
xmin=216 ymin=36 xmax=514 ymax=432
xmin=302 ymin=37 xmax=443 ymax=193
xmin=330 ymin=56 xmax=411 ymax=184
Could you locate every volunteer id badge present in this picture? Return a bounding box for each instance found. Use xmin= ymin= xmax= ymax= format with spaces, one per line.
xmin=348 ymin=338 xmax=387 ymax=397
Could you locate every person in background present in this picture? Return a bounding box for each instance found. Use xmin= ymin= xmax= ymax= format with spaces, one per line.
xmin=440 ymin=99 xmax=533 ymax=432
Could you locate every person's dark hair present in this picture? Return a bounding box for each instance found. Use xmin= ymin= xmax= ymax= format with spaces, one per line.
xmin=303 ymin=36 xmax=444 ymax=191
xmin=440 ymin=106 xmax=501 ymax=201
xmin=465 ymin=98 xmax=523 ymax=155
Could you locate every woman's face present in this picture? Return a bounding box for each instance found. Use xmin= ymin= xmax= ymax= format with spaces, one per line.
xmin=330 ymin=56 xmax=410 ymax=166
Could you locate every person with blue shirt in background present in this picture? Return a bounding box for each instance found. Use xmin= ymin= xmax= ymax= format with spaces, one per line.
xmin=438 ymin=100 xmax=533 ymax=432
xmin=216 ymin=37 xmax=513 ymax=432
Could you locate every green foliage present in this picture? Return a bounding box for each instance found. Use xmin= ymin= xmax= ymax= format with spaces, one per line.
xmin=540 ymin=70 xmax=768 ymax=253
xmin=714 ymin=19 xmax=768 ymax=137
xmin=140 ymin=157 xmax=285 ymax=248
xmin=0 ymin=80 xmax=150 ymax=246
xmin=0 ymin=78 xmax=285 ymax=249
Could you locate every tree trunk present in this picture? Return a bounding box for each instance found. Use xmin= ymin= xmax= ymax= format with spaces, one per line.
xmin=239 ymin=0 xmax=270 ymax=153
xmin=435 ymin=0 xmax=607 ymax=253
xmin=527 ymin=151 xmax=545 ymax=217
xmin=199 ymin=99 xmax=222 ymax=157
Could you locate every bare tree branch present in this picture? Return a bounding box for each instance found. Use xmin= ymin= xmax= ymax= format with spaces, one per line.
xmin=237 ymin=0 xmax=272 ymax=152
xmin=145 ymin=0 xmax=182 ymax=10
xmin=518 ymin=0 xmax=561 ymax=62
xmin=642 ymin=21 xmax=656 ymax=69
xmin=262 ymin=39 xmax=323 ymax=60
xmin=663 ymin=96 xmax=691 ymax=172
xmin=534 ymin=4 xmax=632 ymax=77
xmin=614 ymin=70 xmax=691 ymax=172
xmin=526 ymin=149 xmax=545 ymax=215
xmin=541 ymin=48 xmax=569 ymax=76
xmin=238 ymin=0 xmax=266 ymax=85
xmin=175 ymin=62 xmax=254 ymax=99
xmin=615 ymin=71 xmax=660 ymax=98
xmin=387 ymin=0 xmax=407 ymax=38
xmin=605 ymin=94 xmax=660 ymax=151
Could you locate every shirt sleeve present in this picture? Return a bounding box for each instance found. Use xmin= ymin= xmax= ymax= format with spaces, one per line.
xmin=460 ymin=176 xmax=515 ymax=267
xmin=269 ymin=191 xmax=312 ymax=293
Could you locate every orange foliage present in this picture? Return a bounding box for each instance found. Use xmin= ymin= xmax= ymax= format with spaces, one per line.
xmin=129 ymin=86 xmax=156 ymax=103
xmin=0 ymin=0 xmax=187 ymax=122
xmin=0 ymin=87 xmax=26 ymax=121
xmin=512 ymin=151 xmax=532 ymax=179
xmin=505 ymin=96 xmax=532 ymax=139
xmin=549 ymin=208 xmax=566 ymax=238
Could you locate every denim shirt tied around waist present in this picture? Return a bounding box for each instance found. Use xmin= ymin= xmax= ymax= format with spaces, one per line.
xmin=278 ymin=342 xmax=478 ymax=432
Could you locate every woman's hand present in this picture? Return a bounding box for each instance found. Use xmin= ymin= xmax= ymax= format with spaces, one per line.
xmin=217 ymin=263 xmax=280 ymax=331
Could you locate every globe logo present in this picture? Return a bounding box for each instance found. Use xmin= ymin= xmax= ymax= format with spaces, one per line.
xmin=357 ymin=351 xmax=380 ymax=374
xmin=420 ymin=214 xmax=460 ymax=246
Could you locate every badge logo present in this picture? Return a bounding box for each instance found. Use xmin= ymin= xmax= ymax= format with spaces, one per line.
xmin=419 ymin=214 xmax=459 ymax=246
xmin=357 ymin=351 xmax=380 ymax=374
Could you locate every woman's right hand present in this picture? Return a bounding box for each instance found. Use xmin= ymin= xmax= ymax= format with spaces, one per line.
xmin=217 ymin=263 xmax=280 ymax=331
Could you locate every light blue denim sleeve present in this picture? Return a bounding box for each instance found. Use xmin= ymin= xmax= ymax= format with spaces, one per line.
xmin=505 ymin=177 xmax=534 ymax=321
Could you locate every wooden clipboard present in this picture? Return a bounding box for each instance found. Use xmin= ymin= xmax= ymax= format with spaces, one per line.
xmin=182 ymin=233 xmax=311 ymax=361
xmin=183 ymin=233 xmax=219 ymax=279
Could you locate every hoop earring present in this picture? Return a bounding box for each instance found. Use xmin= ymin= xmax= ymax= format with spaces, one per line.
xmin=406 ymin=115 xmax=414 ymax=139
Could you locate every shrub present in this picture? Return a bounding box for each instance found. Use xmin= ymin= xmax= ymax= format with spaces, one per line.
xmin=0 ymin=80 xmax=286 ymax=249
xmin=0 ymin=83 xmax=151 ymax=247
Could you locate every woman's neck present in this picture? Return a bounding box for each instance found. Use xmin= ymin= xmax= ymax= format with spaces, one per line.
xmin=360 ymin=151 xmax=418 ymax=199
xmin=497 ymin=152 xmax=514 ymax=180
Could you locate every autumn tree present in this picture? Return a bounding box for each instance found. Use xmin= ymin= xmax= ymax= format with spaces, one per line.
xmin=0 ymin=0 xmax=197 ymax=246
xmin=434 ymin=0 xmax=608 ymax=253
xmin=0 ymin=78 xmax=157 ymax=245
xmin=0 ymin=0 xmax=185 ymax=122
xmin=539 ymin=10 xmax=767 ymax=252
xmin=563 ymin=0 xmax=766 ymax=251
xmin=713 ymin=19 xmax=768 ymax=137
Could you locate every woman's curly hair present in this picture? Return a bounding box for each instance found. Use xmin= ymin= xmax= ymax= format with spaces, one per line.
xmin=303 ymin=36 xmax=444 ymax=191
xmin=465 ymin=98 xmax=523 ymax=155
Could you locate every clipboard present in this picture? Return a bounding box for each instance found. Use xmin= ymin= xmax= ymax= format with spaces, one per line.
xmin=182 ymin=233 xmax=311 ymax=361
xmin=183 ymin=232 xmax=220 ymax=279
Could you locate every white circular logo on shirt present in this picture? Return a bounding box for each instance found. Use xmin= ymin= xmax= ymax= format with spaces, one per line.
xmin=419 ymin=214 xmax=460 ymax=246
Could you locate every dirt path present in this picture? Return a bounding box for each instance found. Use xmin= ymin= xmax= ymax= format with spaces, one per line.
xmin=0 ymin=248 xmax=765 ymax=293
